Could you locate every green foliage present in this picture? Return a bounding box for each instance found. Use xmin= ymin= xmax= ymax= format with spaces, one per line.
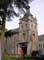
xmin=0 ymin=0 xmax=34 ymax=17
xmin=0 ymin=0 xmax=8 ymax=4
xmin=0 ymin=0 xmax=9 ymax=10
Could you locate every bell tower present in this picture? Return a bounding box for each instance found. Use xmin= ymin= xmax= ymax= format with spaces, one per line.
xmin=18 ymin=7 xmax=39 ymax=55
xmin=19 ymin=15 xmax=38 ymax=41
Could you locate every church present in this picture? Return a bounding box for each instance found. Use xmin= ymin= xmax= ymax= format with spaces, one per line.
xmin=3 ymin=8 xmax=39 ymax=56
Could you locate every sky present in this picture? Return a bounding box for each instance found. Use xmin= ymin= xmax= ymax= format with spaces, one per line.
xmin=6 ymin=0 xmax=44 ymax=35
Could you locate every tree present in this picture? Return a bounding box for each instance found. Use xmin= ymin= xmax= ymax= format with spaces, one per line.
xmin=0 ymin=0 xmax=34 ymax=34
xmin=0 ymin=0 xmax=34 ymax=59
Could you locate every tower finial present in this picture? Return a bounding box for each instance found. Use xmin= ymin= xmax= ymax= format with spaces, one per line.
xmin=24 ymin=6 xmax=32 ymax=17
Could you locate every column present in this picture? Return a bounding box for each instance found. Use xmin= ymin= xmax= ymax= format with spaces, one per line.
xmin=27 ymin=42 xmax=32 ymax=55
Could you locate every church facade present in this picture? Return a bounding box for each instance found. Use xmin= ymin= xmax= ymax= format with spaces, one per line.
xmin=4 ymin=15 xmax=39 ymax=56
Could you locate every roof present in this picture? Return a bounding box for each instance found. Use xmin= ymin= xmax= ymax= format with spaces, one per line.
xmin=11 ymin=28 xmax=19 ymax=33
xmin=5 ymin=28 xmax=19 ymax=37
xmin=38 ymin=34 xmax=44 ymax=41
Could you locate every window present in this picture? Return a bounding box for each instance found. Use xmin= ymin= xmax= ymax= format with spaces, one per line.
xmin=34 ymin=25 xmax=37 ymax=29
xmin=25 ymin=24 xmax=28 ymax=30
xmin=22 ymin=33 xmax=26 ymax=40
xmin=31 ymin=24 xmax=33 ymax=28
xmin=26 ymin=24 xmax=27 ymax=27
xmin=31 ymin=20 xmax=32 ymax=22
xmin=22 ymin=25 xmax=23 ymax=31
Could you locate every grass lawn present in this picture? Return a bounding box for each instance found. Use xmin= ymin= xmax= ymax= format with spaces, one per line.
xmin=2 ymin=55 xmax=42 ymax=60
xmin=2 ymin=55 xmax=20 ymax=60
xmin=2 ymin=55 xmax=33 ymax=60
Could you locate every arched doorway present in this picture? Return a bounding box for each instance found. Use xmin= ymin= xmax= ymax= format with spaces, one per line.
xmin=21 ymin=43 xmax=27 ymax=55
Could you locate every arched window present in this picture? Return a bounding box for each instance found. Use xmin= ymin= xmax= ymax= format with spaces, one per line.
xmin=22 ymin=33 xmax=26 ymax=40
xmin=31 ymin=34 xmax=35 ymax=41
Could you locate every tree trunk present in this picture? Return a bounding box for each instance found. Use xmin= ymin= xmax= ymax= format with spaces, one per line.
xmin=0 ymin=12 xmax=6 ymax=60
xmin=0 ymin=39 xmax=1 ymax=60
xmin=0 ymin=36 xmax=4 ymax=60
